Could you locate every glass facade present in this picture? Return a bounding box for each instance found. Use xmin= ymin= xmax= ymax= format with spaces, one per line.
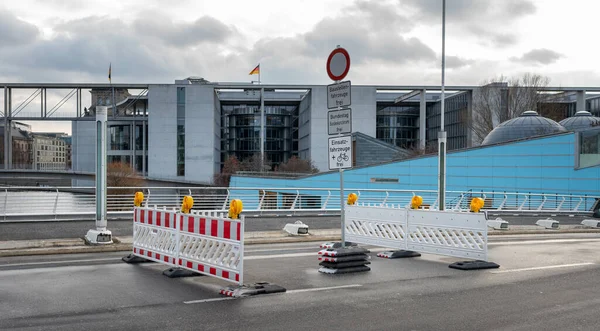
xmin=109 ymin=125 xmax=130 ymax=150
xmin=578 ymin=128 xmax=600 ymax=168
xmin=220 ymin=103 xmax=298 ymax=168
xmin=177 ymin=87 xmax=185 ymax=176
xmin=376 ymin=104 xmax=419 ymax=149
xmin=426 ymin=93 xmax=469 ymax=150
xmin=108 ymin=155 xmax=131 ymax=165
xmin=587 ymin=96 xmax=600 ymax=117
xmin=482 ymin=111 xmax=567 ymax=146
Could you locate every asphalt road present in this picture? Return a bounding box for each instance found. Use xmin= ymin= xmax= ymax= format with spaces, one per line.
xmin=0 ymin=214 xmax=592 ymax=241
xmin=1 ymin=235 xmax=600 ymax=330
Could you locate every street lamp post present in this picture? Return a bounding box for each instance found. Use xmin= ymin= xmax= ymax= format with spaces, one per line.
xmin=438 ymin=0 xmax=447 ymax=211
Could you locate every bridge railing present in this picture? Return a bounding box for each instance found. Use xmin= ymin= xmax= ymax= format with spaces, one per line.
xmin=0 ymin=186 xmax=597 ymax=222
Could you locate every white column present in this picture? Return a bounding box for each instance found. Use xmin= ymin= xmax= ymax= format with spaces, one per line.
xmin=3 ymin=86 xmax=8 ymax=170
xmin=576 ymin=90 xmax=586 ymax=112
xmin=260 ymin=87 xmax=265 ymax=166
xmin=85 ymin=106 xmax=113 ymax=244
xmin=419 ymin=89 xmax=426 ymax=149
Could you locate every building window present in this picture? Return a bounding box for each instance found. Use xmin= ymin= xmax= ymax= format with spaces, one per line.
xmin=220 ymin=103 xmax=298 ymax=169
xmin=177 ymin=87 xmax=185 ymax=176
xmin=109 ymin=125 xmax=131 ymax=151
xmin=376 ymin=104 xmax=419 ymax=149
xmin=577 ymin=128 xmax=600 ymax=169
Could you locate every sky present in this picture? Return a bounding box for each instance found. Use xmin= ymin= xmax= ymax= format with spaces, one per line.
xmin=1 ymin=0 xmax=599 ymax=133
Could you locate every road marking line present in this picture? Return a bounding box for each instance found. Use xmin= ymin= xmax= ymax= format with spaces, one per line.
xmin=184 ymin=285 xmax=363 ymax=304
xmin=245 ymin=247 xmax=319 ymax=253
xmin=489 ymin=238 xmax=600 ymax=246
xmin=491 ymin=262 xmax=595 ymax=274
xmin=184 ymin=297 xmax=237 ymax=304
xmin=0 ymin=257 xmax=119 ymax=268
xmin=286 ymin=284 xmax=362 ymax=294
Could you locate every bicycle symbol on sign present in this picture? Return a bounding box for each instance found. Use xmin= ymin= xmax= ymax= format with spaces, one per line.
xmin=337 ymin=152 xmax=349 ymax=162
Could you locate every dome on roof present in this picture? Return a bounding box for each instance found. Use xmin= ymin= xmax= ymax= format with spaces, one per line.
xmin=558 ymin=111 xmax=600 ymax=132
xmin=481 ymin=110 xmax=567 ymax=145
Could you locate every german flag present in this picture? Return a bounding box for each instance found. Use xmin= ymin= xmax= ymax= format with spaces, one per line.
xmin=249 ymin=64 xmax=260 ymax=75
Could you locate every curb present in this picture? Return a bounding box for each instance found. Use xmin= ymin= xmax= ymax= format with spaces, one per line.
xmin=2 ymin=228 xmax=600 ymax=258
xmin=0 ymin=233 xmax=342 ymax=257
xmin=0 ymin=244 xmax=133 ymax=257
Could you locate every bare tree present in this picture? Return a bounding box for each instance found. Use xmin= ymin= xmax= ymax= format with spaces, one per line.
xmin=275 ymin=156 xmax=319 ymax=173
xmin=240 ymin=153 xmax=271 ymax=172
xmin=106 ymin=162 xmax=146 ymax=210
xmin=471 ymin=73 xmax=552 ymax=144
xmin=107 ymin=162 xmax=145 ymax=189
xmin=403 ymin=143 xmax=438 ymax=158
xmin=213 ymin=155 xmax=241 ymax=187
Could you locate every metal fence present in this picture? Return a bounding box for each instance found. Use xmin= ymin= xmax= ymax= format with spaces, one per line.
xmin=0 ymin=186 xmax=598 ymax=222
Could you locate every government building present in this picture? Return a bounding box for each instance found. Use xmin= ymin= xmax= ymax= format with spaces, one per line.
xmin=70 ymin=78 xmax=600 ymax=187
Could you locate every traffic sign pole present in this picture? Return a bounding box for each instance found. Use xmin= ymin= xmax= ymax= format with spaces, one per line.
xmin=339 ymin=166 xmax=345 ymax=247
xmin=337 ymin=101 xmax=346 ymax=247
xmin=326 ymin=46 xmax=351 ymax=248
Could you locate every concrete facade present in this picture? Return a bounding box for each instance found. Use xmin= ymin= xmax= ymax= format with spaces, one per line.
xmin=147 ymin=84 xmax=218 ymax=183
xmin=310 ymin=86 xmax=377 ymax=171
xmin=63 ymin=80 xmax=600 ymax=185
xmin=148 ymin=85 xmax=178 ymax=180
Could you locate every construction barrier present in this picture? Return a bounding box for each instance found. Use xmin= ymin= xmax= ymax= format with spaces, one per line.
xmin=344 ymin=203 xmax=495 ymax=267
xmin=130 ymin=206 xmax=244 ymax=285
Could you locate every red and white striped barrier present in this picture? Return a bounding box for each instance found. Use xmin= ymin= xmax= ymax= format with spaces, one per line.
xmin=176 ymin=213 xmax=243 ymax=284
xmin=132 ymin=207 xmax=179 ymax=265
xmin=131 ymin=207 xmax=244 ymax=285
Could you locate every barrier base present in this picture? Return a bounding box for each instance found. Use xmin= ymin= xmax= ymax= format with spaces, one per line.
xmin=320 ymin=241 xmax=358 ymax=249
xmin=220 ymin=282 xmax=286 ymax=298
xmin=317 ymin=246 xmax=371 ymax=274
xmin=122 ymin=253 xmax=153 ymax=264
xmin=163 ymin=267 xmax=205 ymax=278
xmin=84 ymin=229 xmax=113 ymax=245
xmin=319 ymin=260 xmax=371 ymax=268
xmin=318 ymin=254 xmax=369 ymax=263
xmin=377 ymin=250 xmax=421 ymax=259
xmin=318 ymin=266 xmax=371 ymax=274
xmin=449 ymin=260 xmax=500 ymax=270
xmin=318 ymin=247 xmax=370 ymax=257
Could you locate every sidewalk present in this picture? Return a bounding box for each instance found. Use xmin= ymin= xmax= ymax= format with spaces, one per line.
xmin=1 ymin=226 xmax=599 ymax=257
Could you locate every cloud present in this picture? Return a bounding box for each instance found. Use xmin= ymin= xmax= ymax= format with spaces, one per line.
xmin=0 ymin=9 xmax=39 ymax=46
xmin=445 ymin=55 xmax=475 ymax=69
xmin=346 ymin=0 xmax=415 ymax=32
xmin=0 ymin=0 xmax=580 ymax=89
xmin=0 ymin=12 xmax=242 ymax=83
xmin=0 ymin=16 xmax=173 ymax=82
xmin=510 ymin=48 xmax=564 ymax=65
xmin=133 ymin=14 xmax=236 ymax=47
xmin=403 ymin=0 xmax=536 ymax=47
xmin=404 ymin=0 xmax=535 ymax=21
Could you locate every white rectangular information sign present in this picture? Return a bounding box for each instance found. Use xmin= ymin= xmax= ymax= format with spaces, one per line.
xmin=328 ymin=135 xmax=352 ymax=170
xmin=327 ymin=81 xmax=351 ymax=109
xmin=328 ymin=108 xmax=352 ymax=135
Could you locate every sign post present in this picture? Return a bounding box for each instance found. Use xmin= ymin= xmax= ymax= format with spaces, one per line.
xmin=326 ymin=46 xmax=351 ymax=247
xmin=85 ymin=106 xmax=113 ymax=245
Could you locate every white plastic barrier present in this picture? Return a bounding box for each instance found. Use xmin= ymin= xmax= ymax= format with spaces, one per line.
xmin=131 ymin=206 xmax=244 ymax=285
xmin=346 ymin=205 xmax=408 ymax=249
xmin=345 ymin=204 xmax=489 ymax=261
xmin=132 ymin=207 xmax=179 ymax=265
xmin=406 ymin=209 xmax=488 ymax=261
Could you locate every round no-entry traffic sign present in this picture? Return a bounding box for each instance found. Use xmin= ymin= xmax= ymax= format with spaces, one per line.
xmin=326 ymin=47 xmax=350 ymax=81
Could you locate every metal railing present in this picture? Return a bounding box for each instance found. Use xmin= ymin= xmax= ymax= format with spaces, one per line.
xmin=0 ymin=186 xmax=597 ymax=222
